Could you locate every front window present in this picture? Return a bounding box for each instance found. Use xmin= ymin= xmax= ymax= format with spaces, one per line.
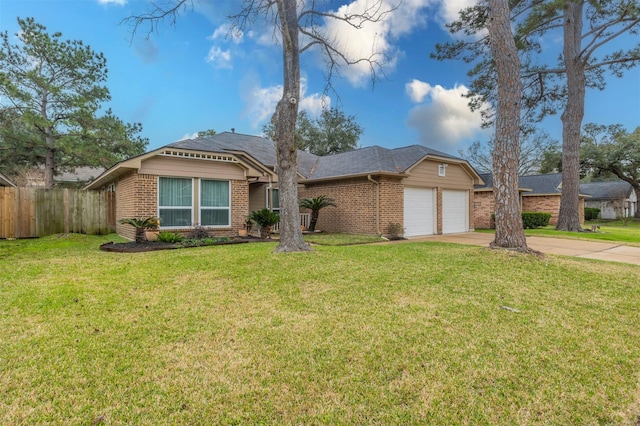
xmin=200 ymin=179 xmax=230 ymax=226
xmin=438 ymin=164 xmax=448 ymax=177
xmin=267 ymin=188 xmax=280 ymax=212
xmin=159 ymin=177 xmax=193 ymax=227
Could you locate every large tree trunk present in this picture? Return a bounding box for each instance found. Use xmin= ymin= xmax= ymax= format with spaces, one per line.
xmin=556 ymin=1 xmax=585 ymax=232
xmin=273 ymin=0 xmax=310 ymax=253
xmin=44 ymin=127 xmax=55 ymax=189
xmin=487 ymin=0 xmax=528 ymax=250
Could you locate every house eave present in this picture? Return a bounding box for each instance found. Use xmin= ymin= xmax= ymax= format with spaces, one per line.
xmin=405 ymin=154 xmax=484 ymax=185
xmin=301 ymin=171 xmax=408 ymax=184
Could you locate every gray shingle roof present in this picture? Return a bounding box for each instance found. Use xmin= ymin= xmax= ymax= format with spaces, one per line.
xmin=519 ymin=173 xmax=563 ymax=194
xmin=475 ymin=172 xmax=564 ymax=194
xmin=0 ymin=172 xmax=15 ymax=187
xmin=579 ymin=180 xmax=633 ymax=200
xmin=308 ymin=146 xmax=401 ymax=179
xmin=167 ymin=133 xmax=472 ymax=180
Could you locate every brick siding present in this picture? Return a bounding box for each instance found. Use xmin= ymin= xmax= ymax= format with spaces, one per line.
xmin=299 ymin=176 xmax=403 ymax=235
xmin=114 ymin=171 xmax=249 ymax=240
xmin=474 ymin=191 xmax=585 ymax=228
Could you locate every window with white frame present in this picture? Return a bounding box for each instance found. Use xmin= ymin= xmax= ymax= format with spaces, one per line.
xmin=200 ymin=179 xmax=230 ymax=226
xmin=158 ymin=177 xmax=193 ymax=227
xmin=266 ymin=187 xmax=280 ymax=212
xmin=438 ymin=164 xmax=448 ymax=177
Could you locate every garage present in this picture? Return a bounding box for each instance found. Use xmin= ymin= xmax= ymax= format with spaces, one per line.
xmin=404 ymin=187 xmax=435 ymax=237
xmin=442 ymin=189 xmax=468 ymax=234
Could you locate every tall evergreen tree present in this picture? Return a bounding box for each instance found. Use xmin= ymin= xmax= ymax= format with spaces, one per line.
xmin=0 ymin=17 xmax=147 ymax=188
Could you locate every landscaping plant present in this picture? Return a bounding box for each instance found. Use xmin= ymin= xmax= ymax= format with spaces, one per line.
xmin=299 ymin=195 xmax=337 ymax=232
xmin=248 ymin=208 xmax=280 ymax=238
xmin=118 ymin=216 xmax=160 ymax=243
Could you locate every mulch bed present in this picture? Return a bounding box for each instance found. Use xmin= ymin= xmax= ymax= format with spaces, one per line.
xmin=100 ymin=236 xmax=274 ymax=253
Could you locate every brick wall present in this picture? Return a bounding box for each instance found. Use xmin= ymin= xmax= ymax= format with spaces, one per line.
xmin=474 ymin=191 xmax=494 ymax=229
xmin=299 ymin=176 xmax=403 ymax=235
xmin=115 ymin=171 xmax=249 ymax=240
xmin=115 ymin=172 xmax=157 ymax=240
xmin=522 ymin=195 xmax=561 ymax=225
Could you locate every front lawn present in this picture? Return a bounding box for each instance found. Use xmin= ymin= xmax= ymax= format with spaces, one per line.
xmin=477 ymin=220 xmax=640 ymax=245
xmin=1 ymin=234 xmax=639 ymax=424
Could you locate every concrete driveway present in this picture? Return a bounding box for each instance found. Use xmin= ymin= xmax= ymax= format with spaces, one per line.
xmin=411 ymin=232 xmax=640 ymax=266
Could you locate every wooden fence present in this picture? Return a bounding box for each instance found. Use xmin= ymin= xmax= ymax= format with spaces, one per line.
xmin=0 ymin=187 xmax=115 ymax=239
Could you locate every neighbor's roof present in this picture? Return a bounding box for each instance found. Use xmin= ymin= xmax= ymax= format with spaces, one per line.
xmin=57 ymin=166 xmax=106 ymax=183
xmin=0 ymin=172 xmax=16 ymax=187
xmin=579 ymin=180 xmax=633 ymax=200
xmin=476 ymin=172 xmax=592 ymax=197
xmin=519 ymin=173 xmax=564 ymax=195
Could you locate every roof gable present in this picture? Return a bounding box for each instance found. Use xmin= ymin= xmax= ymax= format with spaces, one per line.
xmin=0 ymin=172 xmax=16 ymax=187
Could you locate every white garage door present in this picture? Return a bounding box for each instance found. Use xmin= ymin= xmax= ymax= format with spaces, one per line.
xmin=442 ymin=190 xmax=468 ymax=234
xmin=404 ymin=187 xmax=434 ymax=237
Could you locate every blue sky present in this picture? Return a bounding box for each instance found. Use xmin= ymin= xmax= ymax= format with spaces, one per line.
xmin=1 ymin=0 xmax=638 ymax=156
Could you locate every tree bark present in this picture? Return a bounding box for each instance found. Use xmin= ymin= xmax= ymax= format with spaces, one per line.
xmin=556 ymin=1 xmax=585 ymax=232
xmin=273 ymin=0 xmax=310 ymax=253
xmin=44 ymin=127 xmax=55 ymax=189
xmin=487 ymin=0 xmax=528 ymax=250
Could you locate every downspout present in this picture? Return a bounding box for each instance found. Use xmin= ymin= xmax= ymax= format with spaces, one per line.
xmin=368 ymin=175 xmax=381 ymax=235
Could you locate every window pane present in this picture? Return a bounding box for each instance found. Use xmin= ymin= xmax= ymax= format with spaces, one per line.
xmin=159 ymin=208 xmax=192 ymax=227
xmin=201 ymin=180 xmax=229 ymax=207
xmin=159 ymin=177 xmax=192 ymax=207
xmin=272 ymin=188 xmax=279 ymax=210
xmin=201 ymin=209 xmax=229 ymax=226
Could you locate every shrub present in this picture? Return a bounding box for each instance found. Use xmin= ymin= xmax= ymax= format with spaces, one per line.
xmin=521 ymin=212 xmax=551 ymax=229
xmin=491 ymin=212 xmax=551 ymax=229
xmin=157 ymin=231 xmax=183 ymax=243
xmin=584 ymin=207 xmax=601 ymax=221
xmin=388 ymin=222 xmax=404 ymax=238
xmin=248 ymin=208 xmax=280 ymax=238
xmin=187 ymin=225 xmax=212 ymax=240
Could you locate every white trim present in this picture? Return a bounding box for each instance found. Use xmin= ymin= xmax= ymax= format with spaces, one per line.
xmin=199 ymin=179 xmax=231 ymax=228
xmin=159 ymin=150 xmax=237 ymax=163
xmin=157 ymin=176 xmax=195 ymax=229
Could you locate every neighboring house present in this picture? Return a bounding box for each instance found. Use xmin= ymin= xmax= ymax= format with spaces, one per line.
xmin=474 ymin=173 xmax=588 ymax=228
xmin=580 ymin=181 xmax=637 ymax=219
xmin=0 ymin=172 xmax=16 ymax=187
xmin=10 ymin=166 xmax=105 ymax=188
xmin=85 ymin=131 xmax=483 ymax=240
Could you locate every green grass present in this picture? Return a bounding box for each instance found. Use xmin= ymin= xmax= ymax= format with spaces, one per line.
xmin=478 ymin=219 xmax=640 ymax=246
xmin=303 ymin=232 xmax=385 ymax=245
xmin=1 ymin=234 xmax=640 ymax=424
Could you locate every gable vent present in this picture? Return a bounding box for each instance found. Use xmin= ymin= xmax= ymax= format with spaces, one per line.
xmin=159 ymin=150 xmax=237 ymax=163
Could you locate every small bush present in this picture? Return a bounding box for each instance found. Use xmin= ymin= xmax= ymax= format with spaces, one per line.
xmin=157 ymin=231 xmax=184 ymax=243
xmin=584 ymin=207 xmax=601 ymax=221
xmin=188 ymin=225 xmax=212 ymax=240
xmin=522 ymin=212 xmax=551 ymax=229
xmin=491 ymin=212 xmax=551 ymax=229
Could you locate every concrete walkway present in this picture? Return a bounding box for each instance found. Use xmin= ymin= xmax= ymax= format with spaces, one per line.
xmin=410 ymin=233 xmax=640 ymax=266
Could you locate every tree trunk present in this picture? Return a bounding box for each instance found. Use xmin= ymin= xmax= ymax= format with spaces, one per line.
xmin=308 ymin=210 xmax=319 ymax=232
xmin=273 ymin=0 xmax=310 ymax=253
xmin=486 ymin=0 xmax=528 ymax=250
xmin=635 ymin=187 xmax=640 ymax=218
xmin=44 ymin=126 xmax=55 ymax=189
xmin=556 ymin=1 xmax=585 ymax=232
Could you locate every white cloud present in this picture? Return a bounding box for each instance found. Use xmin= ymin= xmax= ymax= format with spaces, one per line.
xmin=179 ymin=132 xmax=199 ymax=141
xmin=405 ymin=80 xmax=491 ymax=152
xmin=209 ymin=24 xmax=244 ymax=44
xmin=97 ymin=0 xmax=127 ymax=5
xmin=406 ymin=79 xmax=433 ymax=103
xmin=241 ymin=75 xmax=330 ymax=128
xmin=436 ymin=0 xmax=477 ymax=27
xmin=312 ymin=0 xmax=432 ymax=87
xmin=205 ymin=46 xmax=233 ymax=69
